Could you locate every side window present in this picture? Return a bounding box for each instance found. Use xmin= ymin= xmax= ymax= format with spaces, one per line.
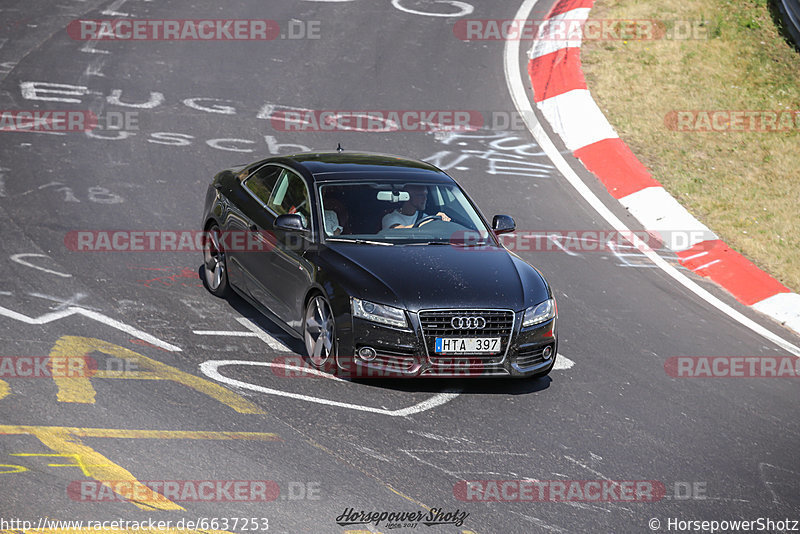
xmin=268 ymin=169 xmax=311 ymax=228
xmin=243 ymin=164 xmax=282 ymax=205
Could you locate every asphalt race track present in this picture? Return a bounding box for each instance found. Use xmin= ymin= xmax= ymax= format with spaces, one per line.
xmin=1 ymin=1 xmax=799 ymax=533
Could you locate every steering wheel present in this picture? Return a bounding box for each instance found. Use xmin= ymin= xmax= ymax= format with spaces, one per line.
xmin=413 ymin=214 xmax=443 ymax=228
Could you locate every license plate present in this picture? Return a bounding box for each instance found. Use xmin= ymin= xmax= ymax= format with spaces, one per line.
xmin=434 ymin=337 xmax=501 ymax=354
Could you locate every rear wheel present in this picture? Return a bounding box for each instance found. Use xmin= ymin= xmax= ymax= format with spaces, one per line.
xmin=303 ymin=295 xmax=337 ymax=371
xmin=202 ymin=224 xmax=231 ymax=297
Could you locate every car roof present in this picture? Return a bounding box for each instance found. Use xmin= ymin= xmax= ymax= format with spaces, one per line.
xmin=272 ymin=151 xmax=454 ymax=183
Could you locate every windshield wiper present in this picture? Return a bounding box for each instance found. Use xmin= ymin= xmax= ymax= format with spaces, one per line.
xmin=326 ymin=238 xmax=394 ymax=246
xmin=406 ymin=240 xmax=489 ymax=247
xmin=454 ymin=240 xmax=490 ymax=247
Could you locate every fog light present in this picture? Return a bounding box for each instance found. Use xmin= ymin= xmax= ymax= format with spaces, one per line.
xmin=542 ymin=345 xmax=553 ymax=360
xmin=358 ymin=346 xmax=377 ymax=361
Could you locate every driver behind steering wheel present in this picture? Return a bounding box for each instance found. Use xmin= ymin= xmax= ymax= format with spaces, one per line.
xmin=381 ymin=184 xmax=451 ymax=229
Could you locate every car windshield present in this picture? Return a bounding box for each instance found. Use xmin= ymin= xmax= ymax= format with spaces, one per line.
xmin=318 ymin=181 xmax=493 ymax=245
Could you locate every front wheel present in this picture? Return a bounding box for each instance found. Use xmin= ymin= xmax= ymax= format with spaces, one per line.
xmin=303 ymin=295 xmax=337 ymax=371
xmin=202 ymin=224 xmax=231 ymax=297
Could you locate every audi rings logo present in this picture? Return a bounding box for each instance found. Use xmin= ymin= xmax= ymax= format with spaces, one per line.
xmin=451 ymin=316 xmax=486 ymax=329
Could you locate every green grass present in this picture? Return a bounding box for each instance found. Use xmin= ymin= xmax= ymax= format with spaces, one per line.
xmin=581 ymin=0 xmax=800 ymax=292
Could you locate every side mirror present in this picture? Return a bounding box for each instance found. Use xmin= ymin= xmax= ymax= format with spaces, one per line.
xmin=275 ymin=213 xmax=307 ymax=232
xmin=492 ymin=215 xmax=516 ymax=235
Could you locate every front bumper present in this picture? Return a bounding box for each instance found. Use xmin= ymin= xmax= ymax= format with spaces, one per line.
xmin=335 ymin=309 xmax=557 ymax=378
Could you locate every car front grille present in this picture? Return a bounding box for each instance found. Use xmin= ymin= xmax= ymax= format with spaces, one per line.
xmin=370 ymin=347 xmax=419 ymax=372
xmin=418 ymin=309 xmax=514 ymax=362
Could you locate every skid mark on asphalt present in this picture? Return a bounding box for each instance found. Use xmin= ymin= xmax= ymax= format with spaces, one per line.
xmin=508 ymin=510 xmax=567 ymax=533
xmin=401 ymin=449 xmax=532 ymax=478
xmin=267 ymin=415 xmax=483 ymax=534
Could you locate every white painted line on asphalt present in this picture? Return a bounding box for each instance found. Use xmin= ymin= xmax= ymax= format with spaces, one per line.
xmin=10 ymin=253 xmax=72 ymax=277
xmin=101 ymin=0 xmax=131 ymax=17
xmin=390 ymin=0 xmax=474 ymax=18
xmin=192 ymin=318 xmax=292 ymax=352
xmin=236 ymin=317 xmax=292 ymax=351
xmin=0 ymin=304 xmax=181 ymax=351
xmin=505 ymin=0 xmax=800 ymax=357
xmin=199 ymin=359 xmax=460 ymax=417
xmin=554 ymin=353 xmax=574 ymax=370
xmin=194 ymin=330 xmax=257 ymax=337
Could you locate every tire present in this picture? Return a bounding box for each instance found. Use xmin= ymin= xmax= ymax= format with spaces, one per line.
xmin=202 ymin=224 xmax=231 ymax=298
xmin=302 ymin=294 xmax=337 ymax=373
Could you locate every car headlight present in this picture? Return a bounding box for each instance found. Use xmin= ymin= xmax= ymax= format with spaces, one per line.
xmin=352 ymin=298 xmax=408 ymax=329
xmin=522 ymin=298 xmax=556 ymax=328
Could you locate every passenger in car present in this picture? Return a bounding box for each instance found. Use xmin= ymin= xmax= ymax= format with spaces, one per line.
xmin=322 ymin=195 xmax=348 ymax=235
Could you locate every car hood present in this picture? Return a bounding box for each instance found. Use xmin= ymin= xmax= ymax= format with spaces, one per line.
xmin=320 ymin=242 xmax=550 ymax=312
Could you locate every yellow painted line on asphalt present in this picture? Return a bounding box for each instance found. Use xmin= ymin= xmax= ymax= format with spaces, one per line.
xmin=49 ymin=336 xmax=265 ymax=413
xmin=0 ymin=463 xmax=27 ymax=473
xmin=69 ymin=428 xmax=283 ymax=441
xmin=0 ymin=379 xmax=8 ymax=399
xmin=11 ymin=453 xmax=94 ymax=476
xmin=91 ymin=370 xmax=164 ymax=379
xmin=0 ymin=425 xmax=182 ymax=511
xmin=0 ymin=425 xmax=279 ymax=511
xmin=0 ymin=425 xmax=282 ymax=441
xmin=49 ymin=338 xmax=95 ymax=403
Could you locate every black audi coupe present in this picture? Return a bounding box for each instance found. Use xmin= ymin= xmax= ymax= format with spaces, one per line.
xmin=201 ymin=151 xmax=557 ymax=378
